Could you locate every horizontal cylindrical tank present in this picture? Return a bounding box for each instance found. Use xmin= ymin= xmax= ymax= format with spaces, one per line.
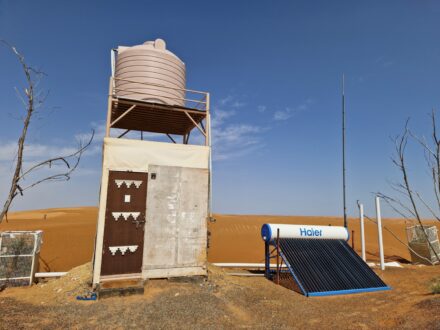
xmin=261 ymin=224 xmax=349 ymax=242
xmin=115 ymin=39 xmax=186 ymax=106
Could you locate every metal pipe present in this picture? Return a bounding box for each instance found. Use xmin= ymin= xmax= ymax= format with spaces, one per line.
xmin=166 ymin=134 xmax=176 ymax=144
xmin=375 ymin=196 xmax=385 ymax=270
xmin=342 ymin=74 xmax=347 ymax=228
xmin=206 ymin=93 xmax=213 ymax=220
xmin=359 ymin=203 xmax=366 ymax=261
xmin=105 ymin=79 xmax=113 ymax=137
xmin=29 ymin=232 xmax=38 ymax=285
xmin=276 ymin=228 xmax=280 ymax=285
xmin=117 ymin=129 xmax=130 ymax=138
xmin=264 ymin=242 xmax=270 ymax=278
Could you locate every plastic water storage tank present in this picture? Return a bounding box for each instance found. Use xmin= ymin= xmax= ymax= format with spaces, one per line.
xmin=115 ymin=39 xmax=186 ymax=106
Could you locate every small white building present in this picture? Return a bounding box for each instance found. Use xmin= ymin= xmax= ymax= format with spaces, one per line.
xmin=92 ymin=39 xmax=212 ymax=287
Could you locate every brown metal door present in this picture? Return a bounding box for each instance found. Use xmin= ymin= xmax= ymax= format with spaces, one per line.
xmin=101 ymin=171 xmax=147 ymax=276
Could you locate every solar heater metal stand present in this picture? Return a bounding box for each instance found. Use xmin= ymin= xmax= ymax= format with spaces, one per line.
xmin=264 ymin=241 xmax=270 ymax=279
xmin=264 ymin=241 xmax=281 ymax=281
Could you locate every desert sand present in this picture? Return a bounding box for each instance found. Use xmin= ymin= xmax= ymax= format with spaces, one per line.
xmin=1 ymin=207 xmax=439 ymax=271
xmin=1 ymin=207 xmax=98 ymax=272
xmin=209 ymin=214 xmax=440 ymax=264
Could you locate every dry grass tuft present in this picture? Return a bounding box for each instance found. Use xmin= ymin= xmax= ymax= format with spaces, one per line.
xmin=430 ymin=277 xmax=440 ymax=294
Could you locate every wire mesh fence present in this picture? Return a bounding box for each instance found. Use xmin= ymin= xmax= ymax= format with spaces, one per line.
xmin=0 ymin=231 xmax=43 ymax=287
xmin=406 ymin=225 xmax=440 ymax=265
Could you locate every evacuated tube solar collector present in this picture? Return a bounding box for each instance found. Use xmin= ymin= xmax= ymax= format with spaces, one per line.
xmin=262 ymin=223 xmax=390 ymax=297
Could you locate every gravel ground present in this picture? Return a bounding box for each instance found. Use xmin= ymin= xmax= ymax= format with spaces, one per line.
xmin=1 ymin=264 xmax=440 ymax=329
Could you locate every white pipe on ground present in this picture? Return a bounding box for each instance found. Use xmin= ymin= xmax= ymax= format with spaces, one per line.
xmin=226 ymin=273 xmax=265 ymax=277
xmin=375 ymin=196 xmax=385 ymax=270
xmin=35 ymin=272 xmax=67 ymax=278
xmin=212 ymin=263 xmax=287 ymax=268
xmin=359 ymin=203 xmax=366 ymax=261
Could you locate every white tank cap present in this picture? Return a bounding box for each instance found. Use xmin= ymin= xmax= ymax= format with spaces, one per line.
xmin=154 ymin=38 xmax=166 ymax=50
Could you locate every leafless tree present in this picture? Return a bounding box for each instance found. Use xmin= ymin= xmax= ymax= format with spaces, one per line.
xmin=0 ymin=42 xmax=94 ymax=224
xmin=377 ymin=114 xmax=440 ymax=263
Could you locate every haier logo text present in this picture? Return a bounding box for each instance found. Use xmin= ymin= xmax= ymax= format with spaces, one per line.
xmin=300 ymin=228 xmax=322 ymax=237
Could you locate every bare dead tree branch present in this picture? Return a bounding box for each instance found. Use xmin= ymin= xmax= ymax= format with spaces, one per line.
xmin=386 ymin=182 xmax=440 ymax=221
xmin=387 ymin=180 xmax=409 ymax=194
xmin=0 ymin=41 xmax=94 ymax=224
xmin=410 ymin=131 xmax=436 ymax=158
xmin=378 ymin=116 xmax=440 ymax=263
xmin=376 ymin=193 xmax=414 ymax=220
xmin=410 ymin=110 xmax=440 ymax=215
xmin=20 ymin=133 xmax=94 ymax=191
xmin=432 ymin=167 xmax=440 ymax=214
xmin=431 ymin=109 xmax=440 ymax=214
xmin=414 ymin=191 xmax=440 ymax=222
xmin=394 ymin=120 xmax=422 ymax=220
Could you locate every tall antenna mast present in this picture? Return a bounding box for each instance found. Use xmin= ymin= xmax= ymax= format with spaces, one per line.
xmin=342 ymin=74 xmax=347 ymax=228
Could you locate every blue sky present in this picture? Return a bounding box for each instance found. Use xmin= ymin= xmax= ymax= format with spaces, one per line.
xmin=1 ymin=1 xmax=440 ymax=218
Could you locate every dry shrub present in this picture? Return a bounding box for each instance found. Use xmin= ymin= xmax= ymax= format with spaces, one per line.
xmin=430 ymin=277 xmax=440 ymax=294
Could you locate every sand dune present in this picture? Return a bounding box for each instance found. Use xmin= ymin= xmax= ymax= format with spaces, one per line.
xmin=209 ymin=214 xmax=440 ymax=264
xmin=0 ymin=207 xmax=98 ymax=272
xmin=1 ymin=207 xmax=439 ymax=271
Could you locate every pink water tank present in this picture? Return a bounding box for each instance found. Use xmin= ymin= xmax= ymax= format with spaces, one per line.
xmin=115 ymin=39 xmax=186 ymax=106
